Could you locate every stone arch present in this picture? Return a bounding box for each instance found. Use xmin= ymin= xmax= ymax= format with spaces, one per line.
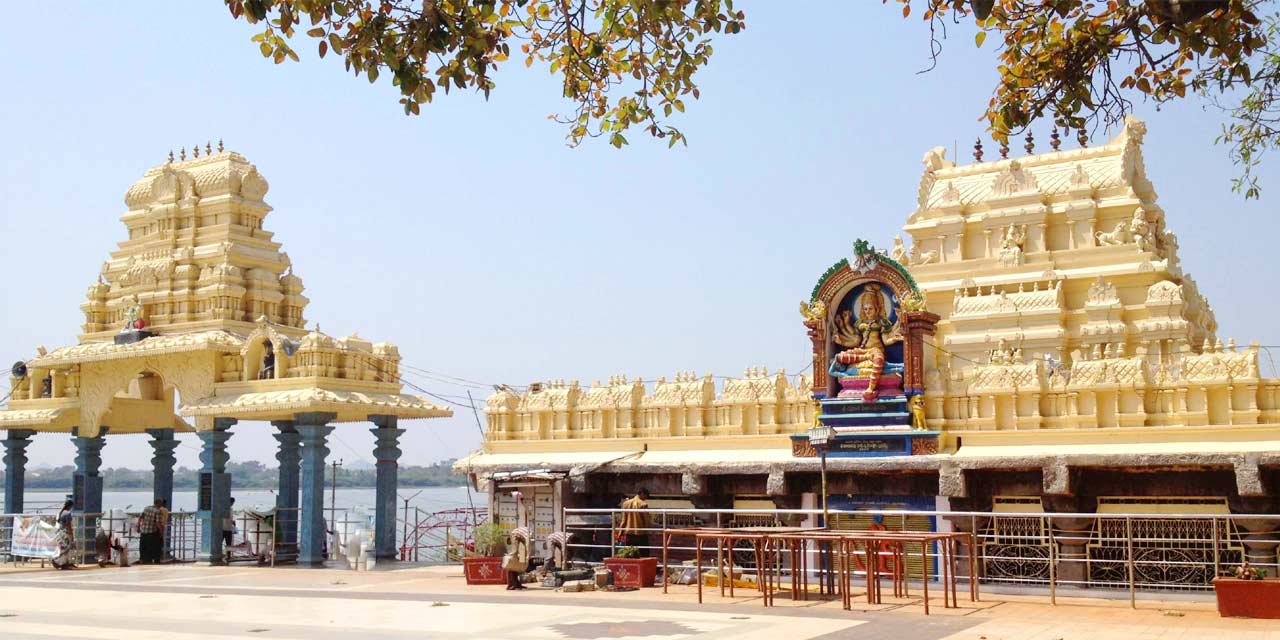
xmin=76 ymin=353 xmax=218 ymax=437
xmin=241 ymin=319 xmax=292 ymax=381
xmin=804 ymin=240 xmax=936 ymax=399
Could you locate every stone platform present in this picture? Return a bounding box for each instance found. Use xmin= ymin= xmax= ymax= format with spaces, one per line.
xmin=0 ymin=563 xmax=1260 ymax=640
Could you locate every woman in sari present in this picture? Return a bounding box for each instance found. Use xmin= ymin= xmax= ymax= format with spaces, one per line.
xmin=52 ymin=499 xmax=77 ymax=570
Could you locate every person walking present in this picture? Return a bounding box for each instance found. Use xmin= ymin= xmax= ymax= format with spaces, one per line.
xmin=617 ymin=488 xmax=650 ymax=557
xmin=223 ymin=497 xmax=238 ymax=551
xmin=52 ymin=499 xmax=77 ymax=570
xmin=504 ymin=526 xmax=531 ymax=590
xmin=137 ymin=499 xmax=165 ymax=564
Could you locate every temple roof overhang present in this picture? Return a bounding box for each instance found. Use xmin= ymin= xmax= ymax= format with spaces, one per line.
xmin=28 ymin=331 xmax=244 ymax=368
xmin=0 ymin=401 xmax=194 ymax=434
xmin=180 ymin=387 xmax=450 ymax=423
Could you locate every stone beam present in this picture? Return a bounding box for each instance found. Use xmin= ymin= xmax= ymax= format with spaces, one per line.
xmin=939 ymin=462 xmax=967 ymax=498
xmin=766 ymin=469 xmax=786 ymax=497
xmin=681 ymin=472 xmax=707 ymax=496
xmin=1235 ymin=454 xmax=1266 ymax=497
xmin=1042 ymin=458 xmax=1071 ymax=496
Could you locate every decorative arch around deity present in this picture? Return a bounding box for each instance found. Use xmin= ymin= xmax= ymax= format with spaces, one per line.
xmin=803 ymin=239 xmax=939 ymax=404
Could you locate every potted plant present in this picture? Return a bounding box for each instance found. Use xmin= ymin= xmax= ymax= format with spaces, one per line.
xmin=603 ymin=546 xmax=659 ymax=588
xmin=1213 ymin=562 xmax=1280 ymax=619
xmin=462 ymin=523 xmax=508 ymax=586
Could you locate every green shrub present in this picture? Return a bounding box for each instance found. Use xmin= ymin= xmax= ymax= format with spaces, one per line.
xmin=473 ymin=523 xmax=507 ymax=557
xmin=614 ymin=546 xmax=641 ymax=559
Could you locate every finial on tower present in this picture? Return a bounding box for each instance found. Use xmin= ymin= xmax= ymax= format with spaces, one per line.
xmin=179 ymin=147 xmax=186 ymax=161
xmin=973 ymin=138 xmax=984 ymax=162
xmin=1050 ymin=128 xmax=1061 ymax=151
xmin=1024 ymin=131 xmax=1035 ymax=155
xmin=999 ymin=140 xmax=1009 ymax=159
xmin=167 ymin=150 xmax=174 ymax=164
xmin=193 ymin=144 xmax=200 ymax=158
xmin=1077 ymin=129 xmax=1088 ymax=148
xmin=217 ymin=138 xmax=224 ymax=152
xmin=205 ymin=141 xmax=212 ymax=155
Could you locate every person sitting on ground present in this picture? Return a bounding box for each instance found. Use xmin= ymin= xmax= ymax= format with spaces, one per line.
xmin=95 ymin=524 xmax=128 ymax=568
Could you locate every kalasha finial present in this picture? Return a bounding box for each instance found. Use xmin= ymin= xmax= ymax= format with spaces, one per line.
xmin=167 ymin=150 xmax=174 ymax=164
xmin=193 ymin=144 xmax=200 ymax=158
xmin=205 ymin=141 xmax=212 ymax=155
xmin=217 ymin=138 xmax=224 ymax=152
xmin=999 ymin=139 xmax=1009 ymax=159
xmin=1050 ymin=128 xmax=1061 ymax=151
xmin=1024 ymin=131 xmax=1035 ymax=155
xmin=973 ymin=138 xmax=984 ymax=162
xmin=179 ymin=147 xmax=186 ymax=160
xmin=1077 ymin=128 xmax=1088 ymax=148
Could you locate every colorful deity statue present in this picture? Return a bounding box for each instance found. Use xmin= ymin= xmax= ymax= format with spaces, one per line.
xmin=830 ymin=283 xmax=905 ymax=401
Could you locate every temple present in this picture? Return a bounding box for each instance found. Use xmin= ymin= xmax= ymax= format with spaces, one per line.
xmin=0 ymin=145 xmax=450 ymax=564
xmin=457 ymin=117 xmax=1280 ymax=576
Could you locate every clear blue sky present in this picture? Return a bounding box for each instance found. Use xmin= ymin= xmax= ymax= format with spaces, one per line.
xmin=2 ymin=2 xmax=1277 ymax=470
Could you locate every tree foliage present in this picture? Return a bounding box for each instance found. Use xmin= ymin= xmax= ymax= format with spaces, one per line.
xmin=897 ymin=0 xmax=1276 ymax=196
xmin=223 ymin=0 xmax=1280 ymax=195
xmin=224 ymin=0 xmax=744 ymax=148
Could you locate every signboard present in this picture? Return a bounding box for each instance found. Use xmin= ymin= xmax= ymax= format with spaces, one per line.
xmin=831 ymin=436 xmax=908 ymax=455
xmin=11 ymin=516 xmax=58 ymax=559
xmin=199 ymin=473 xmax=213 ymax=511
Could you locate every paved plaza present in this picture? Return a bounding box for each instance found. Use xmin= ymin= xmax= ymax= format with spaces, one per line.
xmin=0 ymin=564 xmax=1272 ymax=640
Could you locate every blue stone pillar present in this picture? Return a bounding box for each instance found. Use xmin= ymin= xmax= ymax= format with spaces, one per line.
xmin=196 ymin=419 xmax=235 ymax=565
xmin=147 ymin=429 xmax=178 ymax=509
xmin=370 ymin=415 xmax=405 ymax=560
xmin=3 ymin=430 xmax=34 ymax=514
xmin=72 ymin=428 xmax=107 ymax=563
xmin=272 ymin=420 xmax=300 ymax=548
xmin=148 ymin=428 xmax=179 ymax=562
xmin=296 ymin=413 xmax=335 ymax=566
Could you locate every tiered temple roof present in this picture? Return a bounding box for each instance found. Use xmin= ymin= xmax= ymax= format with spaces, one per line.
xmin=2 ymin=148 xmax=450 ymax=436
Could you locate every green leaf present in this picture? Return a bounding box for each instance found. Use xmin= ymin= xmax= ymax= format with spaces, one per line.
xmin=975 ymin=31 xmax=987 ymax=48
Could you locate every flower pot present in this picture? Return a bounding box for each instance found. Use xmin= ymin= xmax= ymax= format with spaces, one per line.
xmin=604 ymin=557 xmax=658 ymax=588
xmin=463 ymin=556 xmax=507 ymax=585
xmin=1213 ymin=577 xmax=1280 ymax=619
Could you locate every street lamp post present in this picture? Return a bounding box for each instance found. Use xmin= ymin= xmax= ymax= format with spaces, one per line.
xmin=808 ymin=424 xmax=835 ymax=527
xmin=808 ymin=422 xmax=835 ymax=593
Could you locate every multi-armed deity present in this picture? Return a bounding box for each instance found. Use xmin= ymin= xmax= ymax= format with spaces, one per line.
xmin=830 ymin=282 xmax=905 ymax=402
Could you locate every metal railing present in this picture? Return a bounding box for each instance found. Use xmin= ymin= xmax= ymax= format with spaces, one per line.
xmin=561 ymin=507 xmax=1280 ymax=606
xmin=396 ymin=507 xmax=487 ymax=562
xmin=1 ymin=510 xmax=199 ymax=567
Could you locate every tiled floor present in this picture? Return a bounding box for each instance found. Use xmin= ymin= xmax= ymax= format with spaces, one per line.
xmin=0 ymin=563 xmax=1268 ymax=640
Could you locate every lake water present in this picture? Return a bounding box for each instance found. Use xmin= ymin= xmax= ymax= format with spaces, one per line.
xmin=11 ymin=486 xmax=484 ymax=515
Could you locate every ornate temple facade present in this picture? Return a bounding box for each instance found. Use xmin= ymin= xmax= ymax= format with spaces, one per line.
xmin=457 ymin=118 xmax=1280 ymax=553
xmin=1 ymin=146 xmax=450 ymax=564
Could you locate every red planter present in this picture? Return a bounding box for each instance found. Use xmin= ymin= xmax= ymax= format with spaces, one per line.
xmin=1213 ymin=577 xmax=1280 ymax=619
xmin=463 ymin=557 xmax=507 ymax=585
xmin=604 ymin=557 xmax=658 ymax=588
